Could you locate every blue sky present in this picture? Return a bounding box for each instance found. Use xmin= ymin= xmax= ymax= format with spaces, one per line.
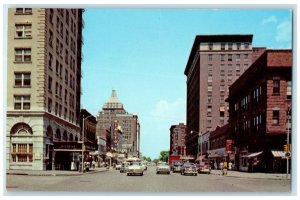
xmin=81 ymin=9 xmax=292 ymax=159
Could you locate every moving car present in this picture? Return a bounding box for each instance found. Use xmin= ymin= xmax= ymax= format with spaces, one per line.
xmin=115 ymin=163 xmax=122 ymax=170
xmin=120 ymin=162 xmax=129 ymax=173
xmin=196 ymin=161 xmax=211 ymax=174
xmin=127 ymin=162 xmax=144 ymax=176
xmin=171 ymin=161 xmax=182 ymax=173
xmin=156 ymin=162 xmax=171 ymax=174
xmin=180 ymin=162 xmax=197 ymax=176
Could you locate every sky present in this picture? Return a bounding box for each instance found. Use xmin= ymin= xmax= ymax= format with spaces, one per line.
xmin=79 ymin=8 xmax=293 ymax=159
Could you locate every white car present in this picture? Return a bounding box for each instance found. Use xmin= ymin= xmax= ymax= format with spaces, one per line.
xmin=115 ymin=163 xmax=122 ymax=170
xmin=127 ymin=162 xmax=144 ymax=176
xmin=156 ymin=162 xmax=171 ymax=174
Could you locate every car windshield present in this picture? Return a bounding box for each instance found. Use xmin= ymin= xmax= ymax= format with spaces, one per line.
xmin=158 ymin=162 xmax=168 ymax=166
xmin=130 ymin=162 xmax=142 ymax=166
xmin=184 ymin=163 xmax=195 ymax=167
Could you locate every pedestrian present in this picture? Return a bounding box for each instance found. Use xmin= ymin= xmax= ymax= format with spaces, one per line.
xmin=214 ymin=162 xmax=217 ymax=170
xmin=228 ymin=162 xmax=232 ymax=171
xmin=223 ymin=161 xmax=228 ymax=175
xmin=219 ymin=162 xmax=224 ymax=175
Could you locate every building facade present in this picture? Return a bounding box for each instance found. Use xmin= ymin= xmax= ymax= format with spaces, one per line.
xmin=184 ymin=34 xmax=257 ymax=157
xmin=227 ymin=49 xmax=292 ymax=172
xmin=169 ymin=123 xmax=186 ymax=156
xmin=96 ymin=89 xmax=140 ymax=157
xmin=6 ymin=8 xmax=83 ymax=170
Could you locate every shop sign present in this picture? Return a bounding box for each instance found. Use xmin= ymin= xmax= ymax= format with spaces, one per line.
xmin=226 ymin=139 xmax=234 ymax=153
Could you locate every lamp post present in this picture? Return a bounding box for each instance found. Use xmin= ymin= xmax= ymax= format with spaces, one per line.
xmin=81 ymin=114 xmax=93 ymax=173
xmin=286 ymin=105 xmax=291 ymax=178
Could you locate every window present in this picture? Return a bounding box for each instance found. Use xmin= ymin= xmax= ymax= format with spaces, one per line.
xmin=220 ymin=95 xmax=224 ymax=103
xmin=66 ymin=30 xmax=69 ymax=46
xmin=236 ymin=64 xmax=240 ymax=71
xmin=207 ymin=95 xmax=212 ymax=103
xmin=272 ymin=110 xmax=280 ymax=125
xmin=65 ymin=69 xmax=69 ymax=84
xmin=220 ymin=64 xmax=225 ymax=72
xmin=227 ymin=74 xmax=232 ymax=82
xmin=207 ymin=116 xmax=212 ymax=124
xmin=55 ymin=102 xmax=58 ymax=115
xmin=55 ymin=82 xmax=58 ymax=96
xmin=60 ymin=42 xmax=63 ymax=56
xmin=48 ymin=53 xmax=53 ymax=69
xmin=60 ymin=21 xmax=63 ymax=38
xmin=287 ymin=81 xmax=292 ymax=99
xmin=236 ymin=43 xmax=241 ymax=50
xmin=14 ymin=95 xmax=30 ymax=110
xmin=244 ymin=43 xmax=250 ymax=49
xmin=65 ymin=49 xmax=69 ymax=64
xmin=15 ymin=72 xmax=31 ymax=87
xmin=220 ymin=74 xmax=225 ymax=82
xmin=59 ymin=85 xmax=62 ymax=98
xmin=207 ymin=105 xmax=212 ymax=113
xmin=220 ymin=85 xmax=225 ymax=92
xmin=11 ymin=144 xmax=33 ymax=163
xmin=221 ymin=43 xmax=225 ymax=50
xmin=244 ymin=64 xmax=248 ymax=71
xmin=66 ymin=10 xmax=69 ymax=25
xmin=273 ymin=78 xmax=280 ymax=94
xmin=49 ymin=9 xmax=54 ymax=24
xmin=244 ymin=54 xmax=249 ymax=61
xmin=48 ymin=98 xmax=52 ymax=112
xmin=227 ymin=64 xmax=232 ymax=73
xmin=56 ymin=60 xmax=59 ymax=75
xmin=56 ymin=16 xmax=60 ymax=33
xmin=15 ymin=24 xmax=32 ymax=38
xmin=228 ymin=54 xmax=232 ymax=61
xmin=64 ymin=107 xmax=67 ymax=119
xmin=208 ymin=54 xmax=212 ymax=61
xmin=208 ymin=64 xmax=212 ymax=71
xmin=15 ymin=48 xmax=31 ymax=62
xmin=236 ymin=54 xmax=240 ymax=61
xmin=56 ymin=38 xmax=59 ymax=54
xmin=48 ymin=76 xmax=52 ymax=92
xmin=228 ymin=43 xmax=233 ymax=50
xmin=221 ymin=54 xmax=225 ymax=61
xmin=208 ymin=43 xmax=213 ymax=50
xmin=16 ymin=8 xmax=32 ymax=14
xmin=49 ymin=30 xmax=53 ymax=47
xmin=208 ymin=85 xmax=212 ymax=92
xmin=65 ymin=89 xmax=68 ymax=103
xmin=208 ymin=74 xmax=212 ymax=82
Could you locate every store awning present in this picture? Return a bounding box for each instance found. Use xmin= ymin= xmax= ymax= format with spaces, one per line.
xmin=196 ymin=155 xmax=206 ymax=161
xmin=208 ymin=153 xmax=223 ymax=158
xmin=271 ymin=150 xmax=286 ymax=158
xmin=241 ymin=151 xmax=263 ymax=158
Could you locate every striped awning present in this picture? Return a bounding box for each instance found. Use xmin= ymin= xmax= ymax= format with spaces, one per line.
xmin=241 ymin=151 xmax=263 ymax=158
xmin=271 ymin=150 xmax=286 ymax=158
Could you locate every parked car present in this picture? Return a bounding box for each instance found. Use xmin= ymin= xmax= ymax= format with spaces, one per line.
xmin=127 ymin=162 xmax=144 ymax=176
xmin=196 ymin=161 xmax=211 ymax=174
xmin=171 ymin=161 xmax=183 ymax=173
xmin=141 ymin=162 xmax=147 ymax=171
xmin=180 ymin=162 xmax=197 ymax=176
xmin=156 ymin=162 xmax=171 ymax=174
xmin=120 ymin=162 xmax=129 ymax=173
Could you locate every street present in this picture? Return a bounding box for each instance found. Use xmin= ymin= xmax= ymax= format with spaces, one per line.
xmin=6 ymin=166 xmax=290 ymax=193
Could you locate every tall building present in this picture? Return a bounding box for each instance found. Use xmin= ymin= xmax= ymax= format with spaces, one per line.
xmin=169 ymin=123 xmax=186 ymax=156
xmin=97 ymin=89 xmax=140 ymax=157
xmin=6 ymin=8 xmax=84 ymax=170
xmin=184 ymin=34 xmax=256 ymax=157
xmin=227 ymin=49 xmax=292 ymax=172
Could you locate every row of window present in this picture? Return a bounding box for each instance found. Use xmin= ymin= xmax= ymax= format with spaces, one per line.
xmin=208 ymin=63 xmax=248 ymax=72
xmin=11 ymin=143 xmax=33 ymax=163
xmin=208 ymin=54 xmax=249 ymax=62
xmin=48 ymin=98 xmax=76 ymax=123
xmin=208 ymin=42 xmax=250 ymax=50
xmin=208 ymin=84 xmax=232 ymax=93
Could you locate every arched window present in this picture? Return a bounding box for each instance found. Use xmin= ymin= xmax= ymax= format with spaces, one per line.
xmin=10 ymin=123 xmax=33 ymax=135
xmin=69 ymin=134 xmax=74 ymax=141
xmin=75 ymin=136 xmax=78 ymax=141
xmin=46 ymin=126 xmax=53 ymax=140
xmin=55 ymin=129 xmax=61 ymax=141
xmin=63 ymin=131 xmax=68 ymax=141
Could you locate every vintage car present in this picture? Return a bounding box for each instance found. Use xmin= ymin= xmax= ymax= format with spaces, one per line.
xmin=171 ymin=161 xmax=183 ymax=173
xmin=196 ymin=161 xmax=211 ymax=174
xmin=127 ymin=162 xmax=144 ymax=176
xmin=115 ymin=163 xmax=122 ymax=170
xmin=156 ymin=162 xmax=171 ymax=174
xmin=120 ymin=162 xmax=129 ymax=173
xmin=180 ymin=162 xmax=197 ymax=176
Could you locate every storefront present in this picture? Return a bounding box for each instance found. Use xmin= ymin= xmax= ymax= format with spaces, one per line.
xmin=239 ymin=151 xmax=263 ymax=172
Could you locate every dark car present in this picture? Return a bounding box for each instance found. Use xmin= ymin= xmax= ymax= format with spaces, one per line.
xmin=171 ymin=161 xmax=183 ymax=173
xmin=180 ymin=162 xmax=197 ymax=176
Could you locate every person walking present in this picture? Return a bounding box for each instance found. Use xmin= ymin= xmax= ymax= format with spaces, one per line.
xmin=223 ymin=161 xmax=228 ymax=175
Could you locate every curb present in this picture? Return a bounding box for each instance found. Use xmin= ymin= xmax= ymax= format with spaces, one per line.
xmin=210 ymin=172 xmax=290 ymax=180
xmin=6 ymin=169 xmax=109 ymax=176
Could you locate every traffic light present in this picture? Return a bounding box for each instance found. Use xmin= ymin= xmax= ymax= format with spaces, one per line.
xmin=283 ymin=144 xmax=288 ymax=152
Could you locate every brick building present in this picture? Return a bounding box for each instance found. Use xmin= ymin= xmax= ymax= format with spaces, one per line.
xmin=184 ymin=34 xmax=257 ymax=157
xmin=227 ymin=49 xmax=292 ymax=172
xmin=169 ymin=123 xmax=186 ymax=156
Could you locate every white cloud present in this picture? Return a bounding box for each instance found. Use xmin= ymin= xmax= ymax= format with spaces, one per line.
xmin=275 ymin=21 xmax=292 ymax=42
xmin=261 ymin=16 xmax=277 ymax=25
xmin=150 ymin=98 xmax=185 ymax=123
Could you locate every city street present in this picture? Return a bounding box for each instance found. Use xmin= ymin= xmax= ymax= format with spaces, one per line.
xmin=6 ymin=166 xmax=290 ymax=193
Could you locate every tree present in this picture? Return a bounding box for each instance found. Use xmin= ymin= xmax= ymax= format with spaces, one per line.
xmin=159 ymin=150 xmax=170 ymax=162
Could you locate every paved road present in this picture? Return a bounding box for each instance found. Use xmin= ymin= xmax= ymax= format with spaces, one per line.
xmin=6 ymin=166 xmax=291 ymax=194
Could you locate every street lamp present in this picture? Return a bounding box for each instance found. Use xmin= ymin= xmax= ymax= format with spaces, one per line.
xmin=81 ymin=114 xmax=93 ymax=173
xmin=286 ymin=105 xmax=291 ymax=178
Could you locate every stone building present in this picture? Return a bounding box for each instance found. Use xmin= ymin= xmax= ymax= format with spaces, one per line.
xmin=6 ymin=8 xmax=83 ymax=170
xmin=227 ymin=49 xmax=292 ymax=172
xmin=169 ymin=123 xmax=186 ymax=156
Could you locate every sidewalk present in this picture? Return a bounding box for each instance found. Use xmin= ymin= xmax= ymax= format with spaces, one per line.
xmin=6 ymin=167 xmax=108 ymax=176
xmin=210 ymin=169 xmax=291 ymax=180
